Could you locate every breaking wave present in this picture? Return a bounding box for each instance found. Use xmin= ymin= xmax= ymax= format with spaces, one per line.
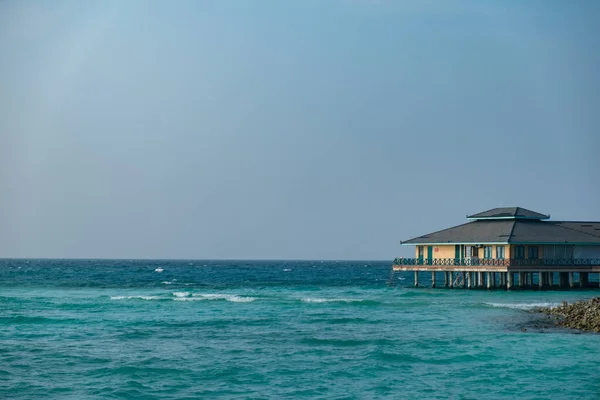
xmin=176 ymin=293 xmax=257 ymax=303
xmin=484 ymin=302 xmax=559 ymax=310
xmin=110 ymin=296 xmax=164 ymax=301
xmin=109 ymin=292 xmax=256 ymax=303
xmin=301 ymin=297 xmax=366 ymax=304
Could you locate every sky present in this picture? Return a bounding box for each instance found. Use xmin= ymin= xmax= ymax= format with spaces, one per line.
xmin=1 ymin=0 xmax=599 ymax=260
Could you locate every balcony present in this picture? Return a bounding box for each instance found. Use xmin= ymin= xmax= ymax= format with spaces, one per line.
xmin=392 ymin=257 xmax=600 ymax=271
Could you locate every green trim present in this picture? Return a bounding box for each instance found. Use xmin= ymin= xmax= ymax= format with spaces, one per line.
xmin=402 ymin=241 xmax=600 ymax=246
xmin=401 ymin=242 xmax=509 ymax=246
xmin=508 ymin=242 xmax=600 ymax=245
xmin=466 ymin=216 xmax=549 ymax=221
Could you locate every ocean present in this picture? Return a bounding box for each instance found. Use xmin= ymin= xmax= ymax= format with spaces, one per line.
xmin=1 ymin=259 xmax=599 ymax=399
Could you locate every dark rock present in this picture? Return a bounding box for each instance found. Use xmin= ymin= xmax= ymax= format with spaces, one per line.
xmin=536 ymin=297 xmax=600 ymax=332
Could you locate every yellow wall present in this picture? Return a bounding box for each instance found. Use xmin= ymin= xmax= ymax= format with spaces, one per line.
xmin=413 ymin=244 xmax=512 ymax=259
xmin=411 ymin=244 xmax=549 ymax=260
xmin=414 ymin=245 xmax=456 ymax=259
xmin=433 ymin=245 xmax=455 ymax=258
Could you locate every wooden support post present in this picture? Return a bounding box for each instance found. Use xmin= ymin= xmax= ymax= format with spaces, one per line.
xmin=543 ymin=272 xmax=547 ymax=288
xmin=492 ymin=272 xmax=496 ymax=288
xmin=444 ymin=271 xmax=448 ymax=288
xmin=487 ymin=272 xmax=492 ymax=290
xmin=507 ymin=272 xmax=513 ymax=290
xmin=580 ymin=272 xmax=589 ymax=288
xmin=538 ymin=271 xmax=543 ymax=289
xmin=478 ymin=272 xmax=484 ymax=288
xmin=463 ymin=272 xmax=467 ymax=289
xmin=559 ymin=272 xmax=568 ymax=289
xmin=548 ymin=272 xmax=553 ymax=288
xmin=414 ymin=271 xmax=419 ymax=287
xmin=518 ymin=272 xmax=524 ymax=288
xmin=449 ymin=271 xmax=454 ymax=288
xmin=432 ymin=271 xmax=436 ymax=288
xmin=467 ymin=272 xmax=472 ymax=289
xmin=569 ymin=272 xmax=574 ymax=288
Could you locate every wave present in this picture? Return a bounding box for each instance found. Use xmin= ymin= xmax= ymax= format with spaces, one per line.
xmin=109 ymin=293 xmax=257 ymax=303
xmin=110 ymin=296 xmax=164 ymax=301
xmin=301 ymin=297 xmax=366 ymax=304
xmin=484 ymin=302 xmax=559 ymax=310
xmin=176 ymin=293 xmax=257 ymax=303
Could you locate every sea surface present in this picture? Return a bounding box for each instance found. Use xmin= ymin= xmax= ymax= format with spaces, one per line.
xmin=1 ymin=259 xmax=599 ymax=399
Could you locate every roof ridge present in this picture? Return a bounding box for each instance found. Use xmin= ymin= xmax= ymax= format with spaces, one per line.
xmin=401 ymin=221 xmax=475 ymax=244
xmin=551 ymin=220 xmax=600 ymax=223
xmin=468 ymin=206 xmax=549 ymax=219
xmin=507 ymin=219 xmax=518 ymax=242
xmin=551 ymin=223 xmax=600 ymax=240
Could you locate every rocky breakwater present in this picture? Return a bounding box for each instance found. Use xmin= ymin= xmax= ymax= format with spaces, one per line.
xmin=536 ymin=297 xmax=600 ymax=332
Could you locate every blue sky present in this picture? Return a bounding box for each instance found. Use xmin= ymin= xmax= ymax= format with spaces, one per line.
xmin=1 ymin=0 xmax=599 ymax=259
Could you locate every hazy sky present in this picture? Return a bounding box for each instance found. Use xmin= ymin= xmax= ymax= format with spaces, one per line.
xmin=1 ymin=1 xmax=599 ymax=260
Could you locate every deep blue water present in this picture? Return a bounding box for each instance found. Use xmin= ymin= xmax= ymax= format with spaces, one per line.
xmin=1 ymin=259 xmax=599 ymax=399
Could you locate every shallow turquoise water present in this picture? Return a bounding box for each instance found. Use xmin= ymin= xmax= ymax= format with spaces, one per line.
xmin=1 ymin=260 xmax=599 ymax=399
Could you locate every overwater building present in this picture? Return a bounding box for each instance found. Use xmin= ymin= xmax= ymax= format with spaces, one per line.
xmin=393 ymin=207 xmax=600 ymax=289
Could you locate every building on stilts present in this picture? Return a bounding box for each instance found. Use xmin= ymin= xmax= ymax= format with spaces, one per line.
xmin=393 ymin=207 xmax=600 ymax=290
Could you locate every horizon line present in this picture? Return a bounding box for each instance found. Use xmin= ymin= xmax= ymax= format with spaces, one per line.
xmin=0 ymin=257 xmax=395 ymax=262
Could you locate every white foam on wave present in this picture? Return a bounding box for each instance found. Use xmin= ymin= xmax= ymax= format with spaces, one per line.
xmin=484 ymin=302 xmax=559 ymax=310
xmin=200 ymin=294 xmax=257 ymax=303
xmin=283 ymin=269 xmax=292 ymax=272
xmin=110 ymin=295 xmax=163 ymax=301
xmin=301 ymin=297 xmax=364 ymax=304
xmin=190 ymin=293 xmax=257 ymax=303
xmin=154 ymin=268 xmax=164 ymax=273
xmin=109 ymin=293 xmax=256 ymax=303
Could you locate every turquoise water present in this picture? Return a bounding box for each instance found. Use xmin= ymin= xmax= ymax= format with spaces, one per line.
xmin=1 ymin=259 xmax=599 ymax=399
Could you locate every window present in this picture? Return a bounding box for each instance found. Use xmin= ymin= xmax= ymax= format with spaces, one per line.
xmin=496 ymin=246 xmax=505 ymax=259
xmin=528 ymin=246 xmax=539 ymax=259
xmin=418 ymin=246 xmax=424 ymax=259
xmin=484 ymin=246 xmax=492 ymax=259
xmin=514 ymin=245 xmax=525 ymax=259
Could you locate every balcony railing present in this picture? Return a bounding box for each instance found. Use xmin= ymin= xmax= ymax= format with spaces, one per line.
xmin=392 ymin=258 xmax=600 ymax=267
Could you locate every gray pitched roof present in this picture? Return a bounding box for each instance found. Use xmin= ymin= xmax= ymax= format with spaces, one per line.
xmin=467 ymin=207 xmax=550 ymax=220
xmin=402 ymin=220 xmax=600 ymax=245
